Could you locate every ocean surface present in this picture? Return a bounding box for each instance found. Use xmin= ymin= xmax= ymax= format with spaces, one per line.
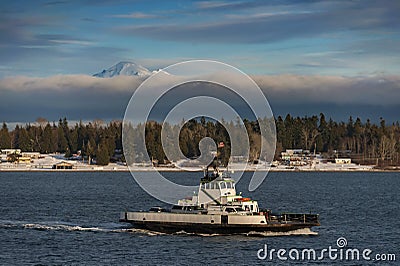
xmin=0 ymin=171 xmax=399 ymax=265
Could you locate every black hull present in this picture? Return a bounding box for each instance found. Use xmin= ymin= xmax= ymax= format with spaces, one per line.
xmin=121 ymin=220 xmax=319 ymax=235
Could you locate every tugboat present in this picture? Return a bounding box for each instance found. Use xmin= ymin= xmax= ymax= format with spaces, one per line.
xmin=120 ymin=163 xmax=320 ymax=235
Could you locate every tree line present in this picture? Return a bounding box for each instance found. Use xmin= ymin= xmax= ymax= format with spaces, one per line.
xmin=275 ymin=114 xmax=399 ymax=166
xmin=0 ymin=114 xmax=399 ymax=166
xmin=0 ymin=118 xmax=121 ymax=165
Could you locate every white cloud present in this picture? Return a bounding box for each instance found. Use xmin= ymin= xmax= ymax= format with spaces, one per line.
xmin=0 ymin=74 xmax=143 ymax=92
xmin=111 ymin=12 xmax=161 ymax=19
xmin=49 ymin=39 xmax=94 ymax=46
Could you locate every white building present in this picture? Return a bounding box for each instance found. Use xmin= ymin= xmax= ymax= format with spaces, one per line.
xmin=335 ymin=158 xmax=351 ymax=164
xmin=1 ymin=149 xmax=21 ymax=156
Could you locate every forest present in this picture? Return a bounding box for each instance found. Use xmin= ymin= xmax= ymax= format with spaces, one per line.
xmin=0 ymin=114 xmax=399 ymax=166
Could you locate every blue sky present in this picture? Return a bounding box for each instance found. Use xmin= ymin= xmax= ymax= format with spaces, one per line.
xmin=0 ymin=0 xmax=399 ymax=123
xmin=1 ymin=0 xmax=399 ymax=77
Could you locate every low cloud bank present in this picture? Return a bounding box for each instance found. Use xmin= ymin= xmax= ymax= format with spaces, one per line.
xmin=0 ymin=74 xmax=399 ymax=123
xmin=254 ymin=74 xmax=400 ymax=105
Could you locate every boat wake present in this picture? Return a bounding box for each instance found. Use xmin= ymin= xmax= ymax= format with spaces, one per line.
xmin=171 ymin=228 xmax=318 ymax=237
xmin=244 ymin=228 xmax=318 ymax=237
xmin=0 ymin=220 xmax=164 ymax=236
xmin=173 ymin=230 xmax=221 ymax=237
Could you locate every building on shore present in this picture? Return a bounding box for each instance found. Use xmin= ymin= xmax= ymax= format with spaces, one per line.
xmin=281 ymin=149 xmax=311 ymax=166
xmin=52 ymin=161 xmax=74 ymax=169
xmin=16 ymin=157 xmax=33 ymax=164
xmin=21 ymin=152 xmax=42 ymax=160
xmin=1 ymin=149 xmax=22 ymax=156
xmin=335 ymin=158 xmax=351 ymax=164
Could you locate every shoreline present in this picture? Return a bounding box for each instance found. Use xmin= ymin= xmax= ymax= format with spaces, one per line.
xmin=1 ymin=167 xmax=399 ymax=173
xmin=2 ymin=154 xmax=399 ymax=173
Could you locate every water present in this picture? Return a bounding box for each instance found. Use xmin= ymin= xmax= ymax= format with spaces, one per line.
xmin=0 ymin=171 xmax=399 ymax=265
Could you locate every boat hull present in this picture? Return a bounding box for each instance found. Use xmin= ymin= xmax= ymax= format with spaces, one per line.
xmin=124 ymin=221 xmax=317 ymax=234
xmin=120 ymin=211 xmax=319 ymax=234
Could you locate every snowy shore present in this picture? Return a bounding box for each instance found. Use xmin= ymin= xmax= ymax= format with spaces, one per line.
xmin=0 ymin=154 xmax=395 ymax=172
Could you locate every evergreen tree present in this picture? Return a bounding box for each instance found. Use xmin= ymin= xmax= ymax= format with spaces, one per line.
xmin=41 ymin=123 xmax=53 ymax=154
xmin=86 ymin=137 xmax=96 ymax=164
xmin=96 ymin=140 xmax=110 ymax=165
xmin=0 ymin=122 xmax=11 ymax=149
xmin=57 ymin=126 xmax=68 ymax=153
xmin=12 ymin=125 xmax=20 ymax=149
xmin=69 ymin=126 xmax=79 ymax=153
xmin=18 ymin=127 xmax=32 ymax=151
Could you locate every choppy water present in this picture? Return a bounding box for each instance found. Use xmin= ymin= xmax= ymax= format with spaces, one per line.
xmin=0 ymin=171 xmax=399 ymax=265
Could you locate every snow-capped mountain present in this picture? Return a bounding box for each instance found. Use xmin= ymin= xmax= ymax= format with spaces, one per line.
xmin=93 ymin=61 xmax=152 ymax=78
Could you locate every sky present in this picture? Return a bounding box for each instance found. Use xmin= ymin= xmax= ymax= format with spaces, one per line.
xmin=0 ymin=0 xmax=399 ymax=124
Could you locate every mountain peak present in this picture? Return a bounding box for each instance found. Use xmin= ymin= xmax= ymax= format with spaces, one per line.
xmin=93 ymin=61 xmax=151 ymax=78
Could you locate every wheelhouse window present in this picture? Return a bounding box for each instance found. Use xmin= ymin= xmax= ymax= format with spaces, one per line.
xmin=225 ymin=207 xmax=235 ymax=213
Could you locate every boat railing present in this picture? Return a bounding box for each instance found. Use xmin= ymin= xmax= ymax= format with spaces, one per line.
xmin=261 ymin=210 xmax=319 ymax=224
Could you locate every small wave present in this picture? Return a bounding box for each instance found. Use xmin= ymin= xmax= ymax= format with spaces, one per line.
xmin=114 ymin=228 xmax=167 ymax=236
xmin=23 ymin=223 xmax=105 ymax=232
xmin=0 ymin=224 xmax=18 ymax=229
xmin=173 ymin=230 xmax=221 ymax=237
xmin=0 ymin=220 xmax=26 ymax=229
